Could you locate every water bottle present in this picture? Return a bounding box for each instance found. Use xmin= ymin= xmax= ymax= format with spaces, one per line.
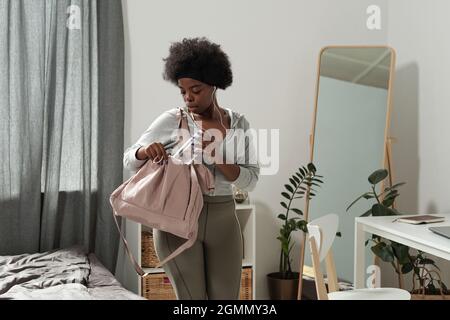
xmin=171 ymin=129 xmax=204 ymax=164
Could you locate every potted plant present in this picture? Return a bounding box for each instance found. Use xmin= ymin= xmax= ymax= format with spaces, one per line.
xmin=409 ymin=251 xmax=450 ymax=299
xmin=347 ymin=168 xmax=448 ymax=297
xmin=267 ymin=163 xmax=324 ymax=300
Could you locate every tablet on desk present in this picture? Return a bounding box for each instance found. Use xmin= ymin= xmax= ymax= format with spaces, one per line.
xmin=429 ymin=226 xmax=450 ymax=239
xmin=394 ymin=215 xmax=445 ymax=224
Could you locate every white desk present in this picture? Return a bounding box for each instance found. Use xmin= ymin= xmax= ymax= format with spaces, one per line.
xmin=354 ymin=214 xmax=450 ymax=289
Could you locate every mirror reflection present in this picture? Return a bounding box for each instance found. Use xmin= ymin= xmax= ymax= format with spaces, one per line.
xmin=307 ymin=47 xmax=395 ymax=283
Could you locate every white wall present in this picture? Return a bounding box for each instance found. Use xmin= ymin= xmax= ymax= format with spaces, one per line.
xmin=122 ymin=0 xmax=388 ymax=299
xmin=384 ymin=0 xmax=450 ymax=290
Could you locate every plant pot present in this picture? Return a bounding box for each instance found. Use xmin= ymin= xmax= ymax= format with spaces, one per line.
xmin=410 ymin=289 xmax=450 ymax=300
xmin=267 ymin=272 xmax=300 ymax=300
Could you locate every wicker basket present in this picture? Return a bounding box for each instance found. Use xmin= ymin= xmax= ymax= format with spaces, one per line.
xmin=141 ymin=231 xmax=160 ymax=268
xmin=240 ymin=267 xmax=253 ymax=300
xmin=142 ymin=267 xmax=253 ymax=300
xmin=142 ymin=273 xmax=177 ymax=300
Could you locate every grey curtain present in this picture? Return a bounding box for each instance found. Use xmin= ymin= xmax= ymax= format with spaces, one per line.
xmin=0 ymin=0 xmax=124 ymax=272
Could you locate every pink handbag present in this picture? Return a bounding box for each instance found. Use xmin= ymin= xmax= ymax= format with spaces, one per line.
xmin=110 ymin=108 xmax=215 ymax=277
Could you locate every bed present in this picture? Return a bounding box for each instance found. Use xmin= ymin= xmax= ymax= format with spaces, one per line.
xmin=0 ymin=246 xmax=145 ymax=300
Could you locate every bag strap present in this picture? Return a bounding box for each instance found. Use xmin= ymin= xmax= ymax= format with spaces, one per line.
xmin=111 ymin=209 xmax=149 ymax=278
xmin=177 ymin=107 xmax=190 ymax=133
xmin=154 ymin=233 xmax=197 ymax=268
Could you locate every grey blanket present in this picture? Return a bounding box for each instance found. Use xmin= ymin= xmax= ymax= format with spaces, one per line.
xmin=0 ymin=247 xmax=144 ymax=300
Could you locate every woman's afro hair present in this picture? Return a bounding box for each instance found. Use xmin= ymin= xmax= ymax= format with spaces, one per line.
xmin=162 ymin=37 xmax=233 ymax=90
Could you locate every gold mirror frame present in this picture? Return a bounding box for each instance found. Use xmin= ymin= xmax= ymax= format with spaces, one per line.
xmin=297 ymin=45 xmax=397 ymax=299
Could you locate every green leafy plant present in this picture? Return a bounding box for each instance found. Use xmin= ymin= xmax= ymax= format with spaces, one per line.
xmin=409 ymin=251 xmax=449 ymax=296
xmin=347 ymin=168 xmax=448 ymax=295
xmin=346 ymin=168 xmax=410 ymax=287
xmin=277 ymin=163 xmax=323 ymax=279
xmin=346 ymin=168 xmax=404 ymax=218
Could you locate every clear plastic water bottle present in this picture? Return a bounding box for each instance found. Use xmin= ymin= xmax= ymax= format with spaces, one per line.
xmin=171 ymin=129 xmax=204 ymax=164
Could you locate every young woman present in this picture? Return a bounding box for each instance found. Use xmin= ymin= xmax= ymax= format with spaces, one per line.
xmin=123 ymin=37 xmax=259 ymax=300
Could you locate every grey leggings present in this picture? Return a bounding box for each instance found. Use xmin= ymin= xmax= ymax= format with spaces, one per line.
xmin=153 ymin=195 xmax=243 ymax=300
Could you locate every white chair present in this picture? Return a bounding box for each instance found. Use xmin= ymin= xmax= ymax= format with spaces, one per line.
xmin=307 ymin=214 xmax=411 ymax=300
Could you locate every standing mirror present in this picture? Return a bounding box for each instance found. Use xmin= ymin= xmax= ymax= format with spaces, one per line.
xmin=298 ymin=46 xmax=396 ymax=297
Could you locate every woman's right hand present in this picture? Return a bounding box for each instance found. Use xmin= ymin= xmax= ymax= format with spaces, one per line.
xmin=136 ymin=142 xmax=168 ymax=163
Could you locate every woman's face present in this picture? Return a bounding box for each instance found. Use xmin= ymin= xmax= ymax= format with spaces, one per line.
xmin=178 ymin=78 xmax=215 ymax=114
